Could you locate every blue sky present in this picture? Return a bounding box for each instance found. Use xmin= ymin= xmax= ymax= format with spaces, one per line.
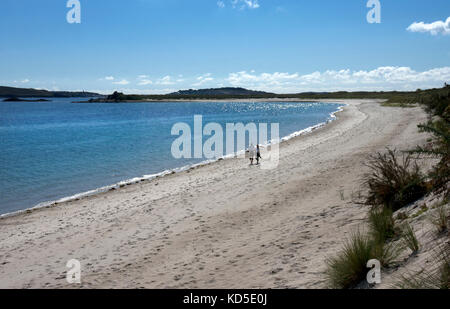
xmin=1 ymin=0 xmax=449 ymax=94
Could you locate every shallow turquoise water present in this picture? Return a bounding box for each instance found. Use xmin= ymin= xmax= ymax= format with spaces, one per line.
xmin=0 ymin=98 xmax=343 ymax=214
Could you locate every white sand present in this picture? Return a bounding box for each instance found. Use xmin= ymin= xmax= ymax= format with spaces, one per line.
xmin=0 ymin=100 xmax=429 ymax=288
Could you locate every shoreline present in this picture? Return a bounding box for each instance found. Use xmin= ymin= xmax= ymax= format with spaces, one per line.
xmin=0 ymin=101 xmax=345 ymax=220
xmin=0 ymin=99 xmax=429 ymax=289
xmin=72 ymin=98 xmax=347 ymax=103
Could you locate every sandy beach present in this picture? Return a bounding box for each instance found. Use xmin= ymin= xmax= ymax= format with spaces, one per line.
xmin=0 ymin=99 xmax=429 ymax=289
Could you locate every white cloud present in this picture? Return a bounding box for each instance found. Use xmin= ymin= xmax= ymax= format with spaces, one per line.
xmin=228 ymin=71 xmax=299 ymax=87
xmin=217 ymin=1 xmax=225 ymax=8
xmin=156 ymin=76 xmax=177 ymax=85
xmin=137 ymin=75 xmax=153 ymax=86
xmin=113 ymin=79 xmax=130 ymax=85
xmin=93 ymin=88 xmax=177 ymax=95
xmin=41 ymin=66 xmax=450 ymax=95
xmin=193 ymin=73 xmax=214 ymax=86
xmin=229 ymin=0 xmax=260 ymax=10
xmin=99 ymin=76 xmax=114 ymax=81
xmin=138 ymin=80 xmax=153 ymax=86
xmin=226 ymin=67 xmax=450 ymax=93
xmin=407 ymin=17 xmax=450 ymax=35
xmin=12 ymin=79 xmax=30 ymax=84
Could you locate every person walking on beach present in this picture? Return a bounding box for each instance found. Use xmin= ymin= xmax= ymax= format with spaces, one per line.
xmin=256 ymin=144 xmax=263 ymax=165
xmin=248 ymin=143 xmax=256 ymax=165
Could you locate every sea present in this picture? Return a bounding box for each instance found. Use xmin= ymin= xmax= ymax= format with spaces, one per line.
xmin=0 ymin=98 xmax=344 ymax=215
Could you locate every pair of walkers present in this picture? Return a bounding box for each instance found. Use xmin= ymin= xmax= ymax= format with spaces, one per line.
xmin=247 ymin=144 xmax=262 ymax=165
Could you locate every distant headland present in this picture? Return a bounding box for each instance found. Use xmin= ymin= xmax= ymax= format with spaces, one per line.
xmin=0 ymin=86 xmax=101 ymax=99
xmin=2 ymin=96 xmax=51 ymax=102
xmin=76 ymin=85 xmax=449 ymax=106
xmin=79 ymin=88 xmax=276 ymax=103
xmin=2 ymin=85 xmax=449 ymax=106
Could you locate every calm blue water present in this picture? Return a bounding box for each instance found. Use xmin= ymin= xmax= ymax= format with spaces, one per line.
xmin=0 ymin=98 xmax=343 ymax=215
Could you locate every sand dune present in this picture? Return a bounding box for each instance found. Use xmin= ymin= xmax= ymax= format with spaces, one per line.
xmin=0 ymin=99 xmax=429 ymax=288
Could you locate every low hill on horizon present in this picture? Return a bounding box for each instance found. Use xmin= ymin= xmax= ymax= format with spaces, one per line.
xmin=0 ymin=86 xmax=101 ymax=98
xmin=3 ymin=84 xmax=449 ymax=104
xmin=170 ymin=87 xmax=275 ymax=96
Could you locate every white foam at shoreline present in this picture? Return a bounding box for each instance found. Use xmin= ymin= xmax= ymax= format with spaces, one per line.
xmin=0 ymin=103 xmax=346 ymax=219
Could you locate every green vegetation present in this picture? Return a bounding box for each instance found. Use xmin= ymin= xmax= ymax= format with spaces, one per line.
xmin=76 ymin=84 xmax=450 ymax=103
xmin=325 ymin=226 xmax=404 ymax=288
xmin=3 ymin=83 xmax=449 ymax=103
xmin=380 ymin=84 xmax=450 ymax=106
xmin=326 ymin=208 xmax=402 ymax=288
xmin=107 ymin=91 xmax=143 ymax=102
xmin=2 ymin=96 xmax=50 ymax=102
xmin=0 ymin=86 xmax=100 ymax=98
xmin=408 ymin=84 xmax=450 ymax=196
xmin=87 ymin=88 xmax=277 ymax=102
xmin=430 ymin=203 xmax=449 ymax=234
xmin=395 ymin=212 xmax=408 ymax=221
xmin=413 ymin=121 xmax=449 ymax=192
xmin=325 ymin=147 xmax=431 ymax=288
xmin=326 ymin=84 xmax=450 ymax=289
xmin=325 ymin=231 xmax=374 ymax=289
xmin=411 ymin=204 xmax=429 ymax=218
xmin=401 ymin=223 xmax=420 ymax=253
xmin=363 ymin=149 xmax=427 ymax=211
xmin=172 ymin=87 xmax=273 ymax=96
xmin=394 ymin=245 xmax=449 ymax=289
xmin=380 ymin=102 xmax=417 ymax=108
xmin=372 ymin=241 xmax=403 ymax=268
xmin=369 ymin=209 xmax=404 ymax=268
xmin=368 ymin=207 xmax=396 ymax=244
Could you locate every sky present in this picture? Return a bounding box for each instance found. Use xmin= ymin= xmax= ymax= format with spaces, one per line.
xmin=0 ymin=0 xmax=449 ymax=94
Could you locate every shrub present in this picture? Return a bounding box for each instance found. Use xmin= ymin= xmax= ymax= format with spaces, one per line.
xmin=412 ymin=120 xmax=450 ymax=196
xmin=363 ymin=149 xmax=427 ymax=211
xmin=325 ymin=231 xmax=374 ymax=289
xmin=401 ymin=223 xmax=420 ymax=253
xmin=368 ymin=208 xmax=404 ymax=267
xmin=412 ymin=204 xmax=429 ymax=218
xmin=371 ymin=240 xmax=403 ymax=268
xmin=395 ymin=212 xmax=408 ymax=221
xmin=431 ymin=203 xmax=449 ymax=234
xmin=393 ymin=245 xmax=449 ymax=289
xmin=368 ymin=207 xmax=396 ymax=244
xmin=409 ymin=87 xmax=449 ymax=196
